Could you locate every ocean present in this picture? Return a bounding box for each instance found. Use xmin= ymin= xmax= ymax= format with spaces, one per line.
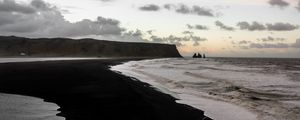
xmin=111 ymin=57 xmax=300 ymax=120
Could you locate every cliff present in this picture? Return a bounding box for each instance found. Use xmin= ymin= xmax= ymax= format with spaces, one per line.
xmin=0 ymin=36 xmax=182 ymax=57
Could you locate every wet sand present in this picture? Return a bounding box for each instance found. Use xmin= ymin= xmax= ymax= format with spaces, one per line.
xmin=0 ymin=59 xmax=211 ymax=120
xmin=0 ymin=93 xmax=64 ymax=120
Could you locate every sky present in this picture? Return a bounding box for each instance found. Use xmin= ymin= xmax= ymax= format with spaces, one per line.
xmin=0 ymin=0 xmax=300 ymax=58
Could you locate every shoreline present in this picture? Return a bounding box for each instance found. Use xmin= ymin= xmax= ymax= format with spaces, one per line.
xmin=0 ymin=58 xmax=211 ymax=120
xmin=111 ymin=58 xmax=300 ymax=120
xmin=111 ymin=58 xmax=258 ymax=120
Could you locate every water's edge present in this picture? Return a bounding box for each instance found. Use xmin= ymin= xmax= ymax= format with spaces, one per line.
xmin=0 ymin=93 xmax=64 ymax=120
xmin=110 ymin=58 xmax=300 ymax=120
xmin=0 ymin=58 xmax=100 ymax=120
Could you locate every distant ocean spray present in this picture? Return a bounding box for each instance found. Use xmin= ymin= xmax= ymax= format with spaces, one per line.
xmin=111 ymin=58 xmax=300 ymax=120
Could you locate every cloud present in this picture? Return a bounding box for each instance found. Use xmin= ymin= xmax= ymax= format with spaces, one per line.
xmin=0 ymin=0 xmax=36 ymax=14
xmin=150 ymin=35 xmax=163 ymax=43
xmin=145 ymin=3 xmax=214 ymax=17
xmin=139 ymin=4 xmax=160 ymax=11
xmin=239 ymin=38 xmax=300 ymax=49
xmin=249 ymin=43 xmax=289 ymax=48
xmin=237 ymin=21 xmax=299 ymax=31
xmin=123 ymin=29 xmax=143 ymax=37
xmin=215 ymin=21 xmax=235 ymax=31
xmin=0 ymin=0 xmax=55 ymax=14
xmin=0 ymin=0 xmax=124 ymax=38
xmin=150 ymin=35 xmax=186 ymax=46
xmin=186 ymin=24 xmax=193 ymax=29
xmin=291 ymin=38 xmax=300 ymax=48
xmin=237 ymin=21 xmax=266 ymax=31
xmin=0 ymin=12 xmax=21 ymax=26
xmin=121 ymin=29 xmax=149 ymax=42
xmin=174 ymin=4 xmax=214 ymax=17
xmin=258 ymin=36 xmax=285 ymax=42
xmin=31 ymin=0 xmax=54 ymax=11
xmin=175 ymin=4 xmax=190 ymax=14
xmin=297 ymin=1 xmax=300 ymax=12
xmin=180 ymin=31 xmax=207 ymax=46
xmin=139 ymin=4 xmax=215 ymax=17
xmin=268 ymin=0 xmax=289 ymax=8
xmin=192 ymin=5 xmax=214 ymax=17
xmin=239 ymin=46 xmax=249 ymax=49
xmin=195 ymin=25 xmax=208 ymax=30
xmin=164 ymin=4 xmax=175 ymax=10
xmin=186 ymin=24 xmax=208 ymax=30
xmin=266 ymin=23 xmax=299 ymax=31
xmin=238 ymin=40 xmax=251 ymax=44
xmin=146 ymin=30 xmax=154 ymax=35
xmin=190 ymin=35 xmax=207 ymax=46
xmin=0 ymin=0 xmax=209 ymax=46
xmin=232 ymin=40 xmax=251 ymax=49
xmin=182 ymin=30 xmax=194 ymax=34
xmin=150 ymin=31 xmax=206 ymax=46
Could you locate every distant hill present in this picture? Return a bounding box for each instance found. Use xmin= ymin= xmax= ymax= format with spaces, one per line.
xmin=0 ymin=36 xmax=182 ymax=58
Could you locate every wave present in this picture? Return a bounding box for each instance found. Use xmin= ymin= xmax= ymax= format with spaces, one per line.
xmin=111 ymin=58 xmax=300 ymax=120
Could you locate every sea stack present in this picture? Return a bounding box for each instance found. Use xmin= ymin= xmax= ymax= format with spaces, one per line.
xmin=198 ymin=53 xmax=202 ymax=58
xmin=192 ymin=53 xmax=206 ymax=58
xmin=192 ymin=53 xmax=197 ymax=58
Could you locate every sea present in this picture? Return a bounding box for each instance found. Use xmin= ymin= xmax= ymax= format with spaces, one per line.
xmin=111 ymin=57 xmax=300 ymax=120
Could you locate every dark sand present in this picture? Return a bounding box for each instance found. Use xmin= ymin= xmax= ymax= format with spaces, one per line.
xmin=0 ymin=59 xmax=211 ymax=120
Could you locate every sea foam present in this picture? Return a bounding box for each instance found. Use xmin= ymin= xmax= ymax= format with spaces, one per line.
xmin=111 ymin=58 xmax=300 ymax=120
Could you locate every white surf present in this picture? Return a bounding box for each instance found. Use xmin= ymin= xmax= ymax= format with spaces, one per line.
xmin=111 ymin=58 xmax=300 ymax=120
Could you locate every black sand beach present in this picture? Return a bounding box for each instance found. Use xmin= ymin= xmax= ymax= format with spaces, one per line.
xmin=0 ymin=59 xmax=211 ymax=120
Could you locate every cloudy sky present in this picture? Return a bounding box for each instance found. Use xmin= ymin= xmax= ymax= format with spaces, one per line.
xmin=0 ymin=0 xmax=300 ymax=57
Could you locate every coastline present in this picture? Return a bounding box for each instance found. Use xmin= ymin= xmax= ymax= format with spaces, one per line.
xmin=0 ymin=58 xmax=211 ymax=120
xmin=111 ymin=58 xmax=258 ymax=120
xmin=111 ymin=58 xmax=300 ymax=120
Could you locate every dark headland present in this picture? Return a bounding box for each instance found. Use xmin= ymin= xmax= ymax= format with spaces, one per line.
xmin=0 ymin=36 xmax=211 ymax=120
xmin=0 ymin=36 xmax=181 ymax=57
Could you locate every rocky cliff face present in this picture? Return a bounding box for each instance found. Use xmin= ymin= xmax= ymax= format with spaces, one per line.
xmin=0 ymin=36 xmax=182 ymax=57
